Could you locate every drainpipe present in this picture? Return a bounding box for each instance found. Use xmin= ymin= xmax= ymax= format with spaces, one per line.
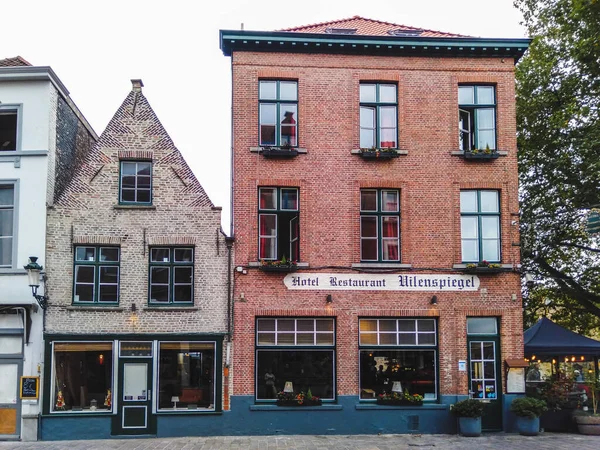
xmin=225 ymin=236 xmax=235 ymax=355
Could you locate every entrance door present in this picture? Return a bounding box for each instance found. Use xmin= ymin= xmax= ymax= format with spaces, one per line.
xmin=114 ymin=359 xmax=156 ymax=435
xmin=468 ymin=338 xmax=502 ymax=431
xmin=0 ymin=361 xmax=20 ymax=438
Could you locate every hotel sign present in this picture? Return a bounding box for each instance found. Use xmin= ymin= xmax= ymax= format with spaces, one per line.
xmin=284 ymin=273 xmax=479 ymax=291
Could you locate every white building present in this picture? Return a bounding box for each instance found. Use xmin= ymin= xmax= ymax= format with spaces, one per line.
xmin=0 ymin=56 xmax=96 ymax=441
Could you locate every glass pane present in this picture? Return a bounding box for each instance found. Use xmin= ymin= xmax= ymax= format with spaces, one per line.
xmin=99 ymin=284 xmax=118 ymax=302
xmin=379 ymin=334 xmax=397 ymax=345
xmin=379 ymin=85 xmax=397 ymax=103
xmin=0 ymin=336 xmax=22 ymax=354
xmin=461 ymin=217 xmax=478 ymax=238
xmin=360 ymin=107 xmax=375 ymax=128
xmin=74 ymin=284 xmax=94 ymax=302
xmin=278 ymin=319 xmax=295 ymax=332
xmin=361 ymin=190 xmax=377 ymax=211
xmin=458 ymin=86 xmax=474 ymax=104
xmin=483 ymin=343 xmax=495 ymax=360
xmin=472 ymin=381 xmax=484 ymax=399
xmin=0 ymin=186 xmax=14 ymax=206
xmin=477 ymin=131 xmax=496 ymax=151
xmin=398 ymin=320 xmax=416 ymax=332
xmin=121 ymin=175 xmax=135 ymax=189
xmin=480 ymin=191 xmax=499 ymax=213
xmin=121 ymin=189 xmax=135 ymax=202
xmin=398 ymin=334 xmax=416 ymax=345
xmin=296 ymin=320 xmax=314 ymax=332
xmin=174 ymin=285 xmax=192 ymax=302
xmin=259 ymin=215 xmax=276 ymax=236
xmin=470 ymin=342 xmax=482 ymax=360
xmin=380 ymin=107 xmax=396 ymax=128
xmin=259 ymin=81 xmax=277 ymax=100
xmin=418 ymin=334 xmax=436 ymax=345
xmin=75 ymin=265 xmax=94 ymax=283
xmin=260 ymin=103 xmax=276 ymax=124
xmin=460 ymin=191 xmax=478 ymax=213
xmin=316 ymin=319 xmax=334 ymax=332
xmin=0 ymin=210 xmax=13 ymax=235
xmin=361 ymin=216 xmax=377 ymax=237
xmin=259 ymin=188 xmax=277 ymax=210
xmin=260 ymin=125 xmax=276 ymax=146
xmin=258 ymin=333 xmax=275 ymax=345
xmin=380 ymin=129 xmax=397 ymax=148
xmin=360 ymin=129 xmax=375 ymax=149
xmin=382 ymin=240 xmax=399 ymax=261
xmin=476 ymin=86 xmax=494 ymax=104
xmin=137 ymin=163 xmax=151 ymax=176
xmin=361 ymin=239 xmax=377 ymax=261
xmin=137 ymin=189 xmax=151 ymax=203
xmin=315 ymin=334 xmax=334 ymax=345
xmin=481 ymin=217 xmax=499 ymax=238
xmin=174 ymin=267 xmax=192 ymax=283
xmin=257 ymin=319 xmax=276 ymax=332
xmin=360 ymin=84 xmax=376 ymax=103
xmin=296 ymin=333 xmax=314 ymax=345
xmin=471 ymin=361 xmax=483 ymax=379
xmin=462 ymin=239 xmax=479 ymax=262
xmin=120 ymin=342 xmax=153 ymax=357
xmin=482 ymin=239 xmax=500 ymax=261
xmin=99 ymin=266 xmax=118 ymax=283
xmin=0 ymin=237 xmax=11 ymax=266
xmin=382 ymin=217 xmax=398 ymax=238
xmin=379 ymin=320 xmax=396 ymax=332
xmin=137 ymin=176 xmax=151 ymax=189
xmin=281 ymin=189 xmax=298 ymax=210
xmin=280 ymin=125 xmax=297 ymax=147
xmin=467 ymin=318 xmax=497 ymax=335
xmin=484 ymin=361 xmax=495 ymax=378
xmin=150 ymin=284 xmax=169 ymax=302
xmin=123 ymin=363 xmax=147 ymax=400
xmin=280 ymin=106 xmax=297 ymax=142
xmin=417 ymin=320 xmax=435 ymax=332
xmin=381 ymin=191 xmax=399 ymax=212
xmin=122 ymin=162 xmax=137 ymax=175
xmin=99 ymin=248 xmax=119 ymax=262
xmin=277 ymin=333 xmax=294 ymax=345
xmin=484 ymin=382 xmax=497 ymax=399
xmin=151 ymin=267 xmax=169 ymax=284
xmin=260 ymin=237 xmax=276 ymax=260
xmin=279 ymin=82 xmax=297 ymax=101
xmin=0 ymin=364 xmax=17 ymax=403
xmin=360 ymin=320 xmax=378 ymax=332
xmin=151 ymin=248 xmax=170 ymax=262
xmin=76 ymin=247 xmax=96 ymax=261
xmin=360 ymin=333 xmax=377 ymax=345
xmin=174 ymin=248 xmax=194 ymax=262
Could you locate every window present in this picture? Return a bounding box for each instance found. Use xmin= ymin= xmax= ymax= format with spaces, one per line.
xmin=149 ymin=247 xmax=194 ymax=304
xmin=119 ymin=161 xmax=152 ymax=204
xmin=0 ymin=184 xmax=15 ymax=267
xmin=73 ymin=246 xmax=120 ymax=304
xmin=460 ymin=190 xmax=500 ymax=262
xmin=258 ymin=187 xmax=299 ymax=261
xmin=359 ymin=318 xmax=437 ymax=400
xmin=360 ymin=189 xmax=400 ymax=262
xmin=360 ymin=83 xmax=397 ymax=149
xmin=51 ymin=342 xmax=113 ymax=412
xmin=259 ymin=80 xmax=298 ymax=147
xmin=256 ymin=318 xmax=335 ymax=401
xmin=0 ymin=108 xmax=18 ymax=151
xmin=158 ymin=341 xmax=215 ymax=410
xmin=459 ymin=85 xmax=496 ymax=151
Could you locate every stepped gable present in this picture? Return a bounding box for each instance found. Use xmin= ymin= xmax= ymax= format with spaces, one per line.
xmin=279 ymin=15 xmax=468 ymax=38
xmin=0 ymin=56 xmax=32 ymax=66
xmin=56 ymin=80 xmax=214 ymax=208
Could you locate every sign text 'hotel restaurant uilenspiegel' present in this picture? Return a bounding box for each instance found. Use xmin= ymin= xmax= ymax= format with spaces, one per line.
xmin=284 ymin=273 xmax=480 ymax=291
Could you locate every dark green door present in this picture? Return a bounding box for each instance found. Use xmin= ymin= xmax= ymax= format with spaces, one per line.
xmin=468 ymin=337 xmax=502 ymax=431
xmin=113 ymin=358 xmax=156 ymax=436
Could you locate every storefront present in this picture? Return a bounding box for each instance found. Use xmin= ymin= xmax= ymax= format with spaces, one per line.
xmin=41 ymin=334 xmax=225 ymax=440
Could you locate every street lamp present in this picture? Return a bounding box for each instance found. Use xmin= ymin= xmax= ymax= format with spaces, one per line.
xmin=23 ymin=256 xmax=48 ymax=310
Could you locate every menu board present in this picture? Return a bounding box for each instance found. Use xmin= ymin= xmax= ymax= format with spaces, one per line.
xmin=20 ymin=376 xmax=39 ymax=400
xmin=507 ymin=367 xmax=526 ymax=393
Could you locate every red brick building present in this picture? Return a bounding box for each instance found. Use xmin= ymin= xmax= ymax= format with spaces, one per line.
xmin=221 ymin=16 xmax=530 ymax=434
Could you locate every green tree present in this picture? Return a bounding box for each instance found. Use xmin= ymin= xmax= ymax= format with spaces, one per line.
xmin=515 ymin=0 xmax=600 ymax=332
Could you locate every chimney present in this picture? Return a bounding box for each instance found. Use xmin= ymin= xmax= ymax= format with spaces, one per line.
xmin=131 ymin=79 xmax=144 ymax=92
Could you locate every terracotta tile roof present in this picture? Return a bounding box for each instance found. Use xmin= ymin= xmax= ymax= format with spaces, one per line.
xmin=0 ymin=56 xmax=32 ymax=67
xmin=279 ymin=15 xmax=468 ymax=38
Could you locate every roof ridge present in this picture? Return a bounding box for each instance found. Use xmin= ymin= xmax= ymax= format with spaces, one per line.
xmin=0 ymin=55 xmax=33 ymax=67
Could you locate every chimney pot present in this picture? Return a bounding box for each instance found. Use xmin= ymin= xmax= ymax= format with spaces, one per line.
xmin=131 ymin=79 xmax=144 ymax=92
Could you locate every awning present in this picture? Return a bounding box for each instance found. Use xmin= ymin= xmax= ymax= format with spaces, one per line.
xmin=524 ymin=317 xmax=600 ymax=356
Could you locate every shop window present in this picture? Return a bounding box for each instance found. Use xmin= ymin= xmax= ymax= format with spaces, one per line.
xmin=359 ymin=318 xmax=437 ymax=400
xmin=0 ymin=184 xmax=15 ymax=267
xmin=460 ymin=190 xmax=500 ymax=263
xmin=258 ymin=187 xmax=299 ymax=261
xmin=119 ymin=161 xmax=152 ymax=205
xmin=73 ymin=246 xmax=120 ymax=304
xmin=360 ymin=189 xmax=400 ymax=262
xmin=0 ymin=108 xmax=18 ymax=151
xmin=157 ymin=342 xmax=215 ymax=410
xmin=360 ymin=83 xmax=397 ymax=149
xmin=51 ymin=342 xmax=113 ymax=412
xmin=255 ymin=318 xmax=335 ymax=401
xmin=259 ymin=80 xmax=298 ymax=147
xmin=459 ymin=85 xmax=496 ymax=150
xmin=149 ymin=247 xmax=194 ymax=304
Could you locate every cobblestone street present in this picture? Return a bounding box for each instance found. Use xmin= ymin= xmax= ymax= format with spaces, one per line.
xmin=0 ymin=433 xmax=598 ymax=450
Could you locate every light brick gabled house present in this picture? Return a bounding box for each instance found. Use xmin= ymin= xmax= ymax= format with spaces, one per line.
xmin=220 ymin=16 xmax=530 ymax=434
xmin=42 ymin=80 xmax=230 ymax=439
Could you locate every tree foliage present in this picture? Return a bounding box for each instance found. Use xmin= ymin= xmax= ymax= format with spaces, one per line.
xmin=515 ymin=0 xmax=600 ymax=332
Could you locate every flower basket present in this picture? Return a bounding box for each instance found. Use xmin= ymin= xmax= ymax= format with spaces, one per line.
xmin=359 ymin=149 xmax=400 ymax=160
xmin=276 ymin=390 xmax=321 ymax=406
xmin=261 ymin=147 xmax=298 ymax=158
xmin=259 ymin=257 xmax=298 ymax=273
xmin=376 ymin=398 xmax=423 ymax=406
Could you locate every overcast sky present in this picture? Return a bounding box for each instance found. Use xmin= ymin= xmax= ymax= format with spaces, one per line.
xmin=3 ymin=0 xmax=527 ymax=232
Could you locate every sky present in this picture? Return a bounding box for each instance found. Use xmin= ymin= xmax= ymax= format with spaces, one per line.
xmin=2 ymin=0 xmax=527 ymax=233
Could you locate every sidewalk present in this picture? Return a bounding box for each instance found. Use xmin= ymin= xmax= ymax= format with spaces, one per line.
xmin=0 ymin=433 xmax=597 ymax=450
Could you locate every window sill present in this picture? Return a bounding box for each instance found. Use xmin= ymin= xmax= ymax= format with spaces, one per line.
xmin=250 ymin=404 xmax=342 ymax=411
xmin=143 ymin=306 xmax=198 ymax=311
xmin=114 ymin=204 xmax=156 ymax=210
xmin=0 ymin=268 xmax=27 ymax=275
xmin=66 ymin=306 xmax=124 ymax=311
xmin=352 ymin=263 xmax=412 ymax=270
xmin=451 ymin=150 xmax=508 ymax=158
xmin=251 ymin=146 xmax=307 ymax=154
xmin=157 ymin=409 xmax=220 ymax=415
xmin=355 ymin=402 xmax=447 ymax=411
xmin=248 ymin=261 xmax=309 ymax=268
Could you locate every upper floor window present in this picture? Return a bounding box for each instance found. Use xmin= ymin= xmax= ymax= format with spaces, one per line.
xmin=120 ymin=161 xmax=152 ymax=204
xmin=149 ymin=247 xmax=194 ymax=304
xmin=0 ymin=108 xmax=18 ymax=151
xmin=360 ymin=83 xmax=397 ymax=149
xmin=460 ymin=190 xmax=500 ymax=263
xmin=259 ymin=80 xmax=298 ymax=147
xmin=0 ymin=184 xmax=15 ymax=267
xmin=258 ymin=187 xmax=299 ymax=261
xmin=459 ymin=86 xmax=496 ymax=151
xmin=73 ymin=246 xmax=120 ymax=304
xmin=360 ymin=189 xmax=400 ymax=262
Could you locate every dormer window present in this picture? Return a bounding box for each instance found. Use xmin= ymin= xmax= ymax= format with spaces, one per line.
xmin=325 ymin=27 xmax=357 ymax=35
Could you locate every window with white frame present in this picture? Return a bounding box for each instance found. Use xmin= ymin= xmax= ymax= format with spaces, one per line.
xmin=149 ymin=247 xmax=194 ymax=304
xmin=73 ymin=246 xmax=120 ymax=304
xmin=255 ymin=318 xmax=335 ymax=401
xmin=460 ymin=190 xmax=500 ymax=262
xmin=0 ymin=108 xmax=18 ymax=151
xmin=359 ymin=318 xmax=437 ymax=400
xmin=360 ymin=189 xmax=400 ymax=262
xmin=259 ymin=80 xmax=298 ymax=147
xmin=360 ymin=83 xmax=397 ymax=149
xmin=119 ymin=161 xmax=152 ymax=204
xmin=0 ymin=184 xmax=15 ymax=267
xmin=459 ymin=85 xmax=496 ymax=151
xmin=258 ymin=187 xmax=299 ymax=261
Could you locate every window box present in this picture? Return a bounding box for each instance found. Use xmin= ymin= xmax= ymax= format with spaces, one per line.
xmin=276 ymin=398 xmax=322 ymax=407
xmin=261 ymin=147 xmax=299 ymax=158
xmin=259 ymin=262 xmax=298 ymax=273
xmin=376 ymin=398 xmax=423 ymax=406
xmin=463 ymin=149 xmax=499 ymax=160
xmin=459 ymin=263 xmax=510 ymax=274
xmin=359 ymin=149 xmax=400 ymax=160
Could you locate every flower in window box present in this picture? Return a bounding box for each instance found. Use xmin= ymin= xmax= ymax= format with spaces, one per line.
xmin=276 ymin=388 xmax=322 ymax=406
xmin=259 ymin=255 xmax=298 ymax=272
xmin=464 ymin=261 xmax=505 ymax=273
xmin=376 ymin=389 xmax=424 ymax=406
xmin=464 ymin=144 xmax=499 ymax=160
xmin=359 ymin=147 xmax=400 ymax=159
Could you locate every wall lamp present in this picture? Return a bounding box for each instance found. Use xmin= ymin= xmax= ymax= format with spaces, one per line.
xmin=326 ymin=294 xmax=333 ymax=304
xmin=24 ymin=256 xmax=48 ymax=310
xmin=430 ymin=295 xmax=438 ymax=306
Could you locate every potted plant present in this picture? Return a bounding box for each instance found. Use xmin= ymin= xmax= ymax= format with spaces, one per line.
xmin=451 ymin=398 xmax=485 ymax=437
xmin=573 ymin=371 xmax=600 ymax=435
xmin=463 ymin=144 xmax=499 ymax=160
xmin=259 ymin=255 xmax=297 ymax=273
xmin=358 ymin=147 xmax=400 ymax=160
xmin=463 ymin=260 xmax=507 ymax=274
xmin=276 ymin=388 xmax=322 ymax=406
xmin=528 ymin=376 xmax=578 ymax=432
xmin=510 ymin=397 xmax=547 ymax=436
xmin=376 ymin=390 xmax=424 ymax=406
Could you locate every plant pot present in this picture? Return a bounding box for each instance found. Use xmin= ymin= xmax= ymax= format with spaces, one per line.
xmin=516 ymin=416 xmax=540 ymax=436
xmin=359 ymin=151 xmax=399 ymax=160
xmin=458 ymin=416 xmax=481 ymax=437
xmin=575 ymin=415 xmax=600 ymax=435
xmin=259 ymin=264 xmax=297 ymax=273
xmin=463 ymin=151 xmax=499 ymax=160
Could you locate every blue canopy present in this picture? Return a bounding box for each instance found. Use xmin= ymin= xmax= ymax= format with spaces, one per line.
xmin=524 ymin=317 xmax=600 ymax=356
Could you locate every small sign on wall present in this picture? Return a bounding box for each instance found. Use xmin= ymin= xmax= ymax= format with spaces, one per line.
xmin=20 ymin=376 xmax=39 ymax=400
xmin=458 ymin=360 xmax=467 ymax=372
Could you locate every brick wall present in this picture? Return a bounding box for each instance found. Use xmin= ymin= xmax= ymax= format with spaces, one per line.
xmin=231 ymin=51 xmax=523 ymax=397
